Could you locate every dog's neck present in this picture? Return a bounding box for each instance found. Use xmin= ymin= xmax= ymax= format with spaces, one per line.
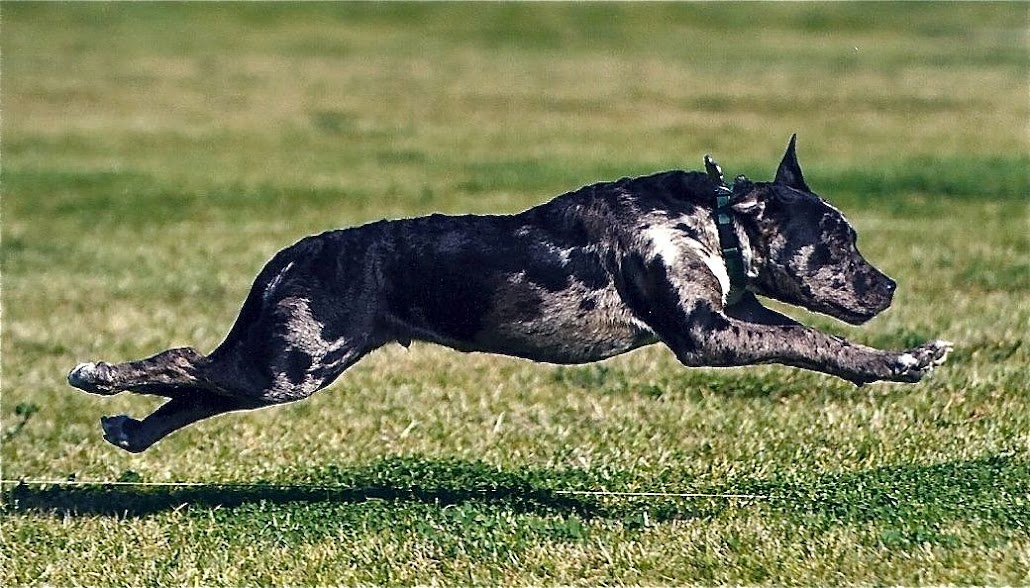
xmin=702 ymin=156 xmax=765 ymax=305
xmin=712 ymin=184 xmax=756 ymax=306
xmin=729 ymin=210 xmax=763 ymax=297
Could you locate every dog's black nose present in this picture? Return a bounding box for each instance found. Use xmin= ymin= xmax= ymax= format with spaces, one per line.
xmin=876 ymin=276 xmax=897 ymax=312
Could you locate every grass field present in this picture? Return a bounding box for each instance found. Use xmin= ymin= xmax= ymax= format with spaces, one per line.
xmin=2 ymin=3 xmax=1028 ymax=585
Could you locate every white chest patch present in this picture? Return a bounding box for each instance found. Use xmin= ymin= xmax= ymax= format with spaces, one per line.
xmin=644 ymin=224 xmax=731 ymax=303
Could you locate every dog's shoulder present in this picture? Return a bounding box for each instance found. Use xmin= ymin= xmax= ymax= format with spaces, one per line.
xmin=514 ymin=169 xmax=717 ymax=249
xmin=535 ymin=169 xmax=715 ymax=216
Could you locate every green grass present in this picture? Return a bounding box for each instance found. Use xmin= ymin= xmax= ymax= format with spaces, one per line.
xmin=2 ymin=2 xmax=1028 ymax=585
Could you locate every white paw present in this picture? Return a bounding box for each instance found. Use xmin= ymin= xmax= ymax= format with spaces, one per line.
xmin=929 ymin=340 xmax=954 ymax=366
xmin=894 ymin=340 xmax=954 ymax=382
xmin=68 ymin=362 xmax=116 ymax=395
xmin=68 ymin=362 xmax=98 ymax=386
xmin=897 ymin=353 xmax=919 ymax=369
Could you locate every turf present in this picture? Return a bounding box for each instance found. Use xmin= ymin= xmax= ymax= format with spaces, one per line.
xmin=2 ymin=2 xmax=1028 ymax=585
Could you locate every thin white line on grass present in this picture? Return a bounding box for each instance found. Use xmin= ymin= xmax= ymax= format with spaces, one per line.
xmin=2 ymin=479 xmax=213 ymax=488
xmin=554 ymin=489 xmax=767 ymax=500
xmin=0 ymin=479 xmax=770 ymax=500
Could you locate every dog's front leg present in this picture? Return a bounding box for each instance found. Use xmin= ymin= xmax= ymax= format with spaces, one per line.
xmin=614 ymin=253 xmax=949 ymax=385
xmin=673 ymin=302 xmax=950 ymax=385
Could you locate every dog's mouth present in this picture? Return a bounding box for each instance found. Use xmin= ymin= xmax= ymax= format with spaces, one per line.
xmin=814 ymin=271 xmax=896 ymax=325
xmin=830 ymin=305 xmax=878 ymax=325
xmin=757 ymin=270 xmax=895 ymax=325
xmin=822 ymin=293 xmax=892 ymax=325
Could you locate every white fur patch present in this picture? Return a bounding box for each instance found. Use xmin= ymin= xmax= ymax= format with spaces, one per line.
xmin=897 ymin=353 xmax=919 ymax=369
xmin=263 ymin=261 xmax=295 ymax=303
xmin=693 ymin=243 xmax=731 ymax=303
xmin=930 ymin=340 xmax=954 ymax=365
xmin=68 ymin=362 xmax=99 ymax=386
xmin=645 ymin=225 xmax=682 ymax=263
xmin=645 ymin=225 xmax=731 ymax=303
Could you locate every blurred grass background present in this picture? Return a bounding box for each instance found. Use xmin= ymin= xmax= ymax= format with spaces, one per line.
xmin=2 ymin=2 xmax=1028 ymax=585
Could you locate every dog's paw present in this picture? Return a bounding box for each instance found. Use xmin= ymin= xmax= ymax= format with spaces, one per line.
xmin=892 ymin=340 xmax=953 ymax=383
xmin=68 ymin=362 xmax=118 ymax=395
xmin=101 ymin=415 xmax=146 ymax=453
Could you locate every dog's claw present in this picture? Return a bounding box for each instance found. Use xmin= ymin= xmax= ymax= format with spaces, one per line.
xmin=101 ymin=415 xmax=144 ymax=452
xmin=68 ymin=362 xmax=117 ymax=395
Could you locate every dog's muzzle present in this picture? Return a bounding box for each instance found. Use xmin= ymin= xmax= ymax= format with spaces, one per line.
xmin=836 ymin=272 xmax=896 ymax=325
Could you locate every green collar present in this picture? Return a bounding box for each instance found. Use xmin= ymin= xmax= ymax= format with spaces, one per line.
xmin=715 ymin=189 xmax=748 ymax=305
xmin=705 ymin=155 xmax=748 ymax=305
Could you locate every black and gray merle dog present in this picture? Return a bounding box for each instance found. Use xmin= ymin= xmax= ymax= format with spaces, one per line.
xmin=69 ymin=136 xmax=951 ymax=452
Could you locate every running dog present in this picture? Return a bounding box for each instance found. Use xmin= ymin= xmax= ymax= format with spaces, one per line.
xmin=68 ymin=136 xmax=951 ymax=452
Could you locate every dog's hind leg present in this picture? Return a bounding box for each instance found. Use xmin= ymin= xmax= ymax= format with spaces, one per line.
xmin=92 ymin=341 xmax=373 ymax=452
xmin=68 ymin=347 xmax=217 ymax=398
xmin=72 ymin=318 xmax=378 ymax=452
xmin=67 ymin=347 xmax=260 ymax=451
xmin=70 ymin=243 xmax=388 ymax=451
xmin=99 ymin=395 xmax=260 ymax=453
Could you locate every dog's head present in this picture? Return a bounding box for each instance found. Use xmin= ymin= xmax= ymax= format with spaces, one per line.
xmin=728 ymin=136 xmax=896 ymax=324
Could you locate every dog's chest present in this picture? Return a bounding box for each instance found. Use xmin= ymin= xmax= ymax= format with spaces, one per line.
xmin=483 ymin=213 xmax=726 ymax=363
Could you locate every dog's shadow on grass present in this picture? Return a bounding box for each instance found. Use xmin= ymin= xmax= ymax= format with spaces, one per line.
xmin=5 ymin=454 xmax=1027 ymax=535
xmin=4 ymin=479 xmax=601 ymax=519
xmin=3 ymin=458 xmax=612 ymax=520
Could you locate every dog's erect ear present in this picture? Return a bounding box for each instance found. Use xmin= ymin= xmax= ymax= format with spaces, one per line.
xmin=774 ymin=134 xmax=810 ymax=192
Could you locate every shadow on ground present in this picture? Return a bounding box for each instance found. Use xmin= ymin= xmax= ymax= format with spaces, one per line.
xmin=3 ymin=458 xmax=605 ymax=519
xmin=5 ymin=454 xmax=1026 ymax=534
